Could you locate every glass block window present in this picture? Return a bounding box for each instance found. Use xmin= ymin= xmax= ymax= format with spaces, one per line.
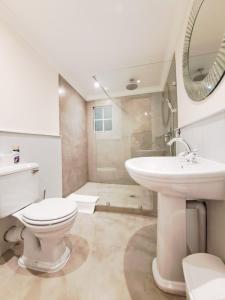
xmin=94 ymin=106 xmax=112 ymax=132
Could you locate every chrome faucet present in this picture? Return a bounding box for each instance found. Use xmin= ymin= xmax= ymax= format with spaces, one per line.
xmin=167 ymin=137 xmax=198 ymax=163
xmin=167 ymin=137 xmax=192 ymax=153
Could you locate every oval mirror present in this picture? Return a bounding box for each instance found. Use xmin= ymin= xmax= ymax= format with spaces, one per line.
xmin=183 ymin=0 xmax=225 ymax=101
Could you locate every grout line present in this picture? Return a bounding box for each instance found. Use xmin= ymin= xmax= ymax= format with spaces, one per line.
xmin=95 ymin=205 xmax=155 ymax=217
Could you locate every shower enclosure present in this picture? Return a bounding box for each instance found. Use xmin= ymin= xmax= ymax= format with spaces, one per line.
xmin=75 ymin=58 xmax=178 ymax=215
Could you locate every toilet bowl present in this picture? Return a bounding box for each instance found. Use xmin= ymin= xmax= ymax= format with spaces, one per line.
xmin=12 ymin=198 xmax=78 ymax=273
xmin=0 ymin=163 xmax=79 ymax=273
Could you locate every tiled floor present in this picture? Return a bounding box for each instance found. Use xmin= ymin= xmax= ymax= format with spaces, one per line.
xmin=75 ymin=182 xmax=153 ymax=212
xmin=0 ymin=212 xmax=184 ymax=300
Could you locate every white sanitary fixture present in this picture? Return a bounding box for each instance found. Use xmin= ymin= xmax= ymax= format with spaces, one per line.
xmin=125 ymin=155 xmax=225 ymax=295
xmin=0 ymin=163 xmax=78 ymax=273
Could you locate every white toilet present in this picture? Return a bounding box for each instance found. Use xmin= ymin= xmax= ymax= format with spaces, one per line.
xmin=183 ymin=253 xmax=225 ymax=300
xmin=0 ymin=163 xmax=78 ymax=273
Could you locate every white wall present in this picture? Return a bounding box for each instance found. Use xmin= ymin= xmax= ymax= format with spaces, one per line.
xmin=176 ymin=0 xmax=225 ymax=128
xmin=0 ymin=19 xmax=61 ymax=256
xmin=0 ymin=19 xmax=59 ymax=136
xmin=0 ymin=132 xmax=62 ymax=198
xmin=175 ymin=1 xmax=225 ymax=261
xmin=179 ymin=112 xmax=225 ymax=261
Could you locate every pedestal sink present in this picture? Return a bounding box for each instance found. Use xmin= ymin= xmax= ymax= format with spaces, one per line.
xmin=125 ymin=156 xmax=225 ymax=295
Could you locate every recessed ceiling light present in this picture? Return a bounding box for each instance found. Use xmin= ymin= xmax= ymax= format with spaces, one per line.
xmin=137 ymin=80 xmax=141 ymax=84
xmin=94 ymin=81 xmax=100 ymax=88
xmin=58 ymin=87 xmax=65 ymax=96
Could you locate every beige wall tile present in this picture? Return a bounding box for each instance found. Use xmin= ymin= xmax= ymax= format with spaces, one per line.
xmin=87 ymin=94 xmax=168 ymax=184
xmin=59 ymin=76 xmax=88 ymax=196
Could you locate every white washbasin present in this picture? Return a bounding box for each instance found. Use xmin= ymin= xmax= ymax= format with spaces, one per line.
xmin=125 ymin=156 xmax=225 ymax=295
xmin=125 ymin=156 xmax=225 ymax=200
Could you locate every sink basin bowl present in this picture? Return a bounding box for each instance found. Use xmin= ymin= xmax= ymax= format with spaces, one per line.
xmin=126 ymin=156 xmax=225 ymax=200
xmin=125 ymin=156 xmax=225 ymax=295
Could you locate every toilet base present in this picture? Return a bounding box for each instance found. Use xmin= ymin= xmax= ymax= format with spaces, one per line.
xmin=152 ymin=258 xmax=186 ymax=295
xmin=18 ymin=246 xmax=71 ymax=273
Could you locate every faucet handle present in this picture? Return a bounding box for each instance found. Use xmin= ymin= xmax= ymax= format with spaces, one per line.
xmin=192 ymin=149 xmax=198 ymax=162
xmin=185 ymin=149 xmax=198 ymax=163
xmin=175 ymin=128 xmax=181 ymax=137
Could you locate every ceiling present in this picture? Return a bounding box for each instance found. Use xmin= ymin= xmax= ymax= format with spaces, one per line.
xmin=0 ymin=0 xmax=189 ymax=100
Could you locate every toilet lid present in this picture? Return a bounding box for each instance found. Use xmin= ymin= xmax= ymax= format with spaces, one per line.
xmin=22 ymin=210 xmax=77 ymax=226
xmin=22 ymin=198 xmax=78 ymax=222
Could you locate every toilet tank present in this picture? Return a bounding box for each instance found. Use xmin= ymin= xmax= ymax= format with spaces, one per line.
xmin=0 ymin=163 xmax=40 ymax=218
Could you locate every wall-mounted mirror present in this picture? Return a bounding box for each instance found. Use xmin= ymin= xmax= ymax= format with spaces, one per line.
xmin=183 ymin=0 xmax=225 ymax=101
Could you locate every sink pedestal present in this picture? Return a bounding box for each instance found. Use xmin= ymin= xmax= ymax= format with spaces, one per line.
xmin=125 ymin=156 xmax=225 ymax=295
xmin=152 ymin=193 xmax=186 ymax=295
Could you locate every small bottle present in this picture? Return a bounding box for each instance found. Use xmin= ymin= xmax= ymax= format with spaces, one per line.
xmin=12 ymin=145 xmax=20 ymax=164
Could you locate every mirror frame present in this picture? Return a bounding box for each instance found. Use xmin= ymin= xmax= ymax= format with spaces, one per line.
xmin=183 ymin=0 xmax=225 ymax=101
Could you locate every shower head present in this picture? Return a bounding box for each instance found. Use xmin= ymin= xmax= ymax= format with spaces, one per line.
xmin=126 ymin=79 xmax=138 ymax=90
xmin=193 ymin=73 xmax=207 ymax=81
xmin=193 ymin=68 xmax=207 ymax=82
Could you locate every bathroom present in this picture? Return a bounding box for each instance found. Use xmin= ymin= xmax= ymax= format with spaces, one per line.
xmin=0 ymin=0 xmax=225 ymax=299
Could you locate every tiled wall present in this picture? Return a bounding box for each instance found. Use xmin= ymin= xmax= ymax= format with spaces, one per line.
xmin=179 ymin=111 xmax=225 ymax=261
xmin=59 ymin=76 xmax=88 ymax=196
xmin=87 ymin=93 xmax=170 ymax=184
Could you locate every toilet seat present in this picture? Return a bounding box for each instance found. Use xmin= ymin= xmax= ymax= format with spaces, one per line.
xmin=22 ymin=210 xmax=78 ymax=226
xmin=21 ymin=198 xmax=78 ymax=226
